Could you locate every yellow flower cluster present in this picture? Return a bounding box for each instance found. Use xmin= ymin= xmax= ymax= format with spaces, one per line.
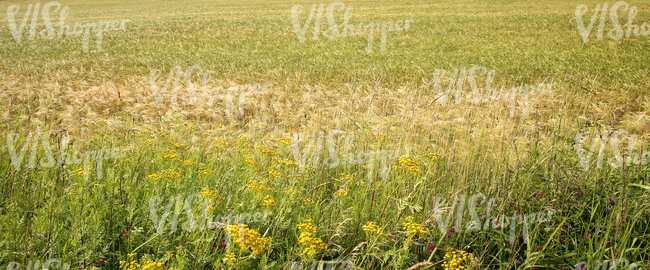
xmin=145 ymin=139 xmax=156 ymax=145
xmin=171 ymin=142 xmax=181 ymax=148
xmin=398 ymin=156 xmax=421 ymax=172
xmin=148 ymin=173 xmax=162 ymax=181
xmin=362 ymin=221 xmax=383 ymax=236
xmin=222 ymin=252 xmax=236 ymax=265
xmin=284 ymin=189 xmax=297 ymax=196
xmin=236 ymin=138 xmax=248 ymax=148
xmin=334 ymin=189 xmax=349 ymax=197
xmin=278 ymin=138 xmax=291 ymax=145
xmin=163 ymin=150 xmax=180 ymax=159
xmin=402 ymin=216 xmax=429 ymax=238
xmin=339 ymin=173 xmax=355 ymax=180
xmin=182 ymin=160 xmax=192 ymax=167
xmin=119 ymin=254 xmax=173 ymax=270
xmin=224 ymin=224 xmax=268 ymax=255
xmin=274 ymin=159 xmax=296 ymax=166
xmin=245 ymin=156 xmax=259 ymax=166
xmin=73 ymin=168 xmax=91 ymax=177
xmin=442 ymin=247 xmax=479 ymax=270
xmin=262 ymin=195 xmax=278 ymax=206
xmin=197 ymin=167 xmax=214 ymax=175
xmin=302 ymin=198 xmax=315 ymax=205
xmin=268 ymin=169 xmax=281 ymax=178
xmin=214 ymin=138 xmax=226 ymax=145
xmin=148 ymin=169 xmax=181 ymax=181
xmin=255 ymin=145 xmax=278 ymax=156
xmin=200 ymin=186 xmax=221 ymax=211
xmin=297 ymin=219 xmax=327 ymax=257
xmin=424 ymin=152 xmax=441 ymax=160
xmin=247 ymin=179 xmax=272 ymax=194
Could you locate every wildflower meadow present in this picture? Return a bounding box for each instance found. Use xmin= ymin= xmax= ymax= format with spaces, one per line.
xmin=1 ymin=0 xmax=650 ymax=269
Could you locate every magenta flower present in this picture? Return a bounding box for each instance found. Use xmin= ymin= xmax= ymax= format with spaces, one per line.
xmin=219 ymin=241 xmax=227 ymax=249
xmin=121 ymin=231 xmax=130 ymax=237
xmin=427 ymin=244 xmax=435 ymax=254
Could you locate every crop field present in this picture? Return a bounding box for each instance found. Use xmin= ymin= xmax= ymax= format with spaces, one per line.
xmin=1 ymin=0 xmax=650 ymax=269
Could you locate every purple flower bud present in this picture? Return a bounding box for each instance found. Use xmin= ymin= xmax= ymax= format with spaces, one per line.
xmin=427 ymin=244 xmax=435 ymax=254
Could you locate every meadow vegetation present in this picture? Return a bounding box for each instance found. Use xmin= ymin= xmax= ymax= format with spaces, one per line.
xmin=0 ymin=0 xmax=649 ymax=269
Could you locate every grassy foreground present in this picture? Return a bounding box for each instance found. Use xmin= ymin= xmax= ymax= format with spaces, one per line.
xmin=1 ymin=0 xmax=650 ymax=269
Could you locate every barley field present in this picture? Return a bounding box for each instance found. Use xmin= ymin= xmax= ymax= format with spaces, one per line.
xmin=1 ymin=0 xmax=650 ymax=269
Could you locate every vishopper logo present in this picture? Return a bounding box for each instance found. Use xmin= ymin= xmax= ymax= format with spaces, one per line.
xmin=290 ymin=2 xmax=414 ymax=52
xmin=574 ymin=1 xmax=650 ymax=43
xmin=148 ymin=193 xmax=271 ymax=234
xmin=291 ymin=130 xmax=414 ymax=182
xmin=428 ymin=66 xmax=554 ymax=117
xmin=4 ymin=1 xmax=130 ymax=52
xmin=430 ymin=193 xmax=556 ymax=245
xmin=5 ymin=130 xmax=124 ymax=180
xmin=148 ymin=66 xmax=269 ymax=119
xmin=574 ymin=258 xmax=639 ymax=270
xmin=290 ymin=258 xmax=353 ymax=270
xmin=574 ymin=129 xmax=649 ymax=171
xmin=5 ymin=258 xmax=70 ymax=270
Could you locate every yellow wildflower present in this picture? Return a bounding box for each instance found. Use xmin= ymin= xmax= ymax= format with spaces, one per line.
xmin=297 ymin=219 xmax=327 ymax=257
xmin=441 ymin=247 xmax=479 ymax=270
xmin=402 ymin=216 xmax=429 ymax=238
xmin=362 ymin=221 xmax=383 ymax=236
xmin=268 ymin=169 xmax=281 ymax=178
xmin=255 ymin=145 xmax=278 ymax=156
xmin=262 ymin=195 xmax=278 ymax=206
xmin=398 ymin=156 xmax=421 ymax=172
xmin=224 ymin=225 xmax=268 ymax=255
xmin=163 ymin=150 xmax=180 ymax=159
xmin=214 ymin=139 xmax=226 ymax=145
xmin=334 ymin=189 xmax=349 ymax=197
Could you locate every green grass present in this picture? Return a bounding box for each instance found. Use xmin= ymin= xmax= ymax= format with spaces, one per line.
xmin=0 ymin=0 xmax=650 ymax=269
